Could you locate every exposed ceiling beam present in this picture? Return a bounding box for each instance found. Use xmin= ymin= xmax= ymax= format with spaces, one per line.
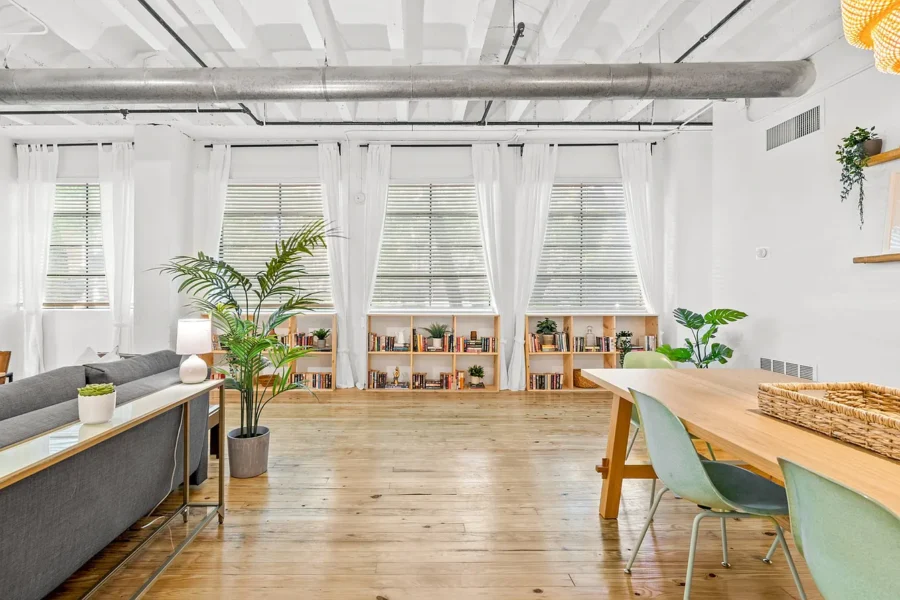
xmin=100 ymin=0 xmax=169 ymax=51
xmin=395 ymin=0 xmax=424 ymax=122
xmin=452 ymin=0 xmax=496 ymax=121
xmin=306 ymin=0 xmax=356 ymax=121
xmin=195 ymin=0 xmax=254 ymax=49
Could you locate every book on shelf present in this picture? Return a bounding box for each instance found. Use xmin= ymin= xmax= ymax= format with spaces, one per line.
xmin=529 ymin=372 xmax=563 ymax=390
xmin=573 ymin=336 xmax=615 ymax=352
xmin=368 ymin=369 xmax=388 ymax=389
xmin=384 ymin=382 xmax=410 ymax=390
xmin=528 ymin=332 xmax=569 ymax=352
xmin=412 ymin=372 xmax=427 ymax=389
xmin=369 ymin=333 xmax=400 ymax=352
xmin=293 ymin=372 xmax=332 ymax=390
xmin=456 ymin=370 xmax=465 ymax=390
xmin=455 ymin=336 xmax=496 ymax=353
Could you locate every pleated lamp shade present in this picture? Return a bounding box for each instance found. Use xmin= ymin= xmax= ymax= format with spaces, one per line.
xmin=842 ymin=0 xmax=900 ymax=73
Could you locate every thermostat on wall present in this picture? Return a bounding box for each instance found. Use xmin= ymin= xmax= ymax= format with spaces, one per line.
xmin=756 ymin=247 xmax=769 ymax=259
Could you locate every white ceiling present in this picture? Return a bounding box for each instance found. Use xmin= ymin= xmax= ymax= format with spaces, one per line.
xmin=0 ymin=0 xmax=845 ymax=127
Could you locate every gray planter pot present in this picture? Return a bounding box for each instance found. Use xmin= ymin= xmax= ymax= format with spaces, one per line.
xmin=316 ymin=338 xmax=326 ymax=349
xmin=861 ymin=139 xmax=883 ymax=156
xmin=227 ymin=426 xmax=270 ymax=478
xmin=542 ymin=334 xmax=555 ymax=345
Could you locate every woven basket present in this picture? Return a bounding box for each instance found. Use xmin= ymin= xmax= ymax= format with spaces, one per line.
xmin=758 ymin=382 xmax=900 ymax=460
xmin=573 ymin=368 xmax=600 ymax=389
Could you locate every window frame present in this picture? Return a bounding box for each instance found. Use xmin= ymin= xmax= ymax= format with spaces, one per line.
xmin=219 ymin=178 xmax=334 ymax=309
xmin=43 ymin=177 xmax=109 ymax=310
xmin=529 ymin=176 xmax=650 ymax=316
xmin=369 ymin=178 xmax=495 ymax=315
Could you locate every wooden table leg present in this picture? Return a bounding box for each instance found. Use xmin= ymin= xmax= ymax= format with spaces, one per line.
xmin=599 ymin=394 xmax=634 ymax=519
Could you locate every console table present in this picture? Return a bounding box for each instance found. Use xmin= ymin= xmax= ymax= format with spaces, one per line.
xmin=0 ymin=379 xmax=225 ymax=598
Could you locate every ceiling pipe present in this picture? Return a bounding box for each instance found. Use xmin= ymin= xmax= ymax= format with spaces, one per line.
xmin=478 ymin=21 xmax=526 ymax=125
xmin=0 ymin=62 xmax=816 ymax=105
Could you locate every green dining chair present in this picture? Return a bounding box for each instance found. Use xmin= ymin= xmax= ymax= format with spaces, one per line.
xmin=622 ymin=352 xmax=715 ymax=514
xmin=779 ymin=458 xmax=900 ymax=600
xmin=626 ymin=389 xmax=806 ymax=600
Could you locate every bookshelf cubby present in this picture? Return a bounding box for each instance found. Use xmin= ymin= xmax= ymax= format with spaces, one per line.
xmin=206 ymin=312 xmax=337 ymax=391
xmin=367 ymin=314 xmax=500 ymax=392
xmin=525 ymin=314 xmax=658 ymax=391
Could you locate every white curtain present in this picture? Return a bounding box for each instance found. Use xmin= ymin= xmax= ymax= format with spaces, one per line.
xmin=196 ymin=144 xmax=231 ymax=257
xmin=318 ymin=143 xmax=355 ymax=388
xmin=16 ymin=144 xmax=59 ymax=376
xmin=507 ymin=144 xmax=558 ymax=391
xmin=99 ymin=143 xmax=136 ymax=353
xmin=471 ymin=143 xmax=509 ymax=390
xmin=619 ymin=142 xmax=660 ymax=314
xmin=351 ymin=144 xmax=391 ymax=388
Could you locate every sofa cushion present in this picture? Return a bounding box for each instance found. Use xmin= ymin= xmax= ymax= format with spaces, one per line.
xmin=0 ymin=366 xmax=87 ymax=422
xmin=84 ymin=350 xmax=181 ymax=386
xmin=0 ymin=368 xmax=182 ymax=449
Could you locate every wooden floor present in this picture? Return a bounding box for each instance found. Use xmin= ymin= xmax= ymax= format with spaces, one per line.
xmin=58 ymin=390 xmax=820 ymax=599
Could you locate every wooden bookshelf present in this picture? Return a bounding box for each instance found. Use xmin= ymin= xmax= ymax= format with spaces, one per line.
xmin=524 ymin=314 xmax=658 ymax=391
xmin=205 ymin=312 xmax=337 ymax=391
xmin=367 ymin=314 xmax=500 ymax=392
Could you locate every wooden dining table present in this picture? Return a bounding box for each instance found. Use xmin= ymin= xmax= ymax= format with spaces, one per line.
xmin=583 ymin=368 xmax=900 ymax=519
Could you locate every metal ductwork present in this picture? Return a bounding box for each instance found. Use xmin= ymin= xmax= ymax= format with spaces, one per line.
xmin=0 ymin=62 xmax=815 ymax=105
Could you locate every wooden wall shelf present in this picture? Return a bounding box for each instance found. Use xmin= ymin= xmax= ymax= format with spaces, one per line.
xmin=866 ymin=147 xmax=900 ymax=168
xmin=852 ymin=253 xmax=900 ymax=264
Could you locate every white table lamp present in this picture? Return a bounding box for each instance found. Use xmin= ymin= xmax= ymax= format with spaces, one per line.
xmin=176 ymin=318 xmax=212 ymax=384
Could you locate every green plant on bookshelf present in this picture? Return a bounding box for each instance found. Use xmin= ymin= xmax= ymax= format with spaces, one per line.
xmin=159 ymin=220 xmax=330 ymax=478
xmin=536 ymin=317 xmax=557 ymax=345
xmin=469 ymin=365 xmax=484 ymax=385
xmin=657 ymin=308 xmax=747 ymax=369
xmin=425 ymin=322 xmax=449 ymax=350
xmin=312 ymin=328 xmax=330 ymax=349
xmin=616 ymin=330 xmax=633 ymax=368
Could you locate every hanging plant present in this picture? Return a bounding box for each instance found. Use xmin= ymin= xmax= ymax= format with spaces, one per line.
xmin=836 ymin=126 xmax=880 ymax=228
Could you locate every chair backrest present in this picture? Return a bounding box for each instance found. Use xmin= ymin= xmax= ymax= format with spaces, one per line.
xmin=631 ymin=389 xmax=731 ymax=510
xmin=779 ymin=458 xmax=900 ymax=600
xmin=0 ymin=351 xmax=9 ymax=379
xmin=623 ymin=352 xmax=674 ymax=369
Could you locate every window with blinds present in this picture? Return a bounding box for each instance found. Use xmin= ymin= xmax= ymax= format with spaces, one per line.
xmin=45 ymin=183 xmax=108 ymax=307
xmin=371 ymin=183 xmax=491 ymax=310
xmin=529 ymin=183 xmax=647 ymax=312
xmin=219 ymin=183 xmax=332 ymax=305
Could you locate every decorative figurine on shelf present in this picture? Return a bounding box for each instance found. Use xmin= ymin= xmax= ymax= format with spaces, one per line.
xmin=393 ymin=366 xmax=400 ymax=386
xmin=585 ymin=325 xmax=596 ymax=350
xmin=616 ymin=330 xmax=633 ymax=368
xmin=396 ymin=329 xmax=406 ymax=347
xmin=470 ymin=330 xmax=478 ymax=341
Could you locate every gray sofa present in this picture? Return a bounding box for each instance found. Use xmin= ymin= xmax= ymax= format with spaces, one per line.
xmin=0 ymin=350 xmax=210 ymax=600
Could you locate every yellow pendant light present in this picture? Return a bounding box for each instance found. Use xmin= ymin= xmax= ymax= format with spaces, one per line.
xmin=842 ymin=0 xmax=900 ymax=73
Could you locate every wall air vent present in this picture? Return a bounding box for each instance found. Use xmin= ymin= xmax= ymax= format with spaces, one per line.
xmin=760 ymin=357 xmax=816 ymax=381
xmin=766 ymin=106 xmax=820 ymax=151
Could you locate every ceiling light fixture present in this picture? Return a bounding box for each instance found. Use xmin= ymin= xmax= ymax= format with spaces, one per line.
xmin=842 ymin=0 xmax=900 ymax=73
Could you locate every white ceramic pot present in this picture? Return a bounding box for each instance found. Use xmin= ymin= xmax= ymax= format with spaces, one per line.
xmin=470 ymin=376 xmax=483 ymax=385
xmin=78 ymin=391 xmax=116 ymax=425
xmin=316 ymin=338 xmax=326 ymax=349
xmin=431 ymin=338 xmax=443 ymax=350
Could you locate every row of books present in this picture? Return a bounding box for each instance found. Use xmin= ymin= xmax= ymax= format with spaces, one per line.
xmin=293 ymin=372 xmax=332 ymax=389
xmin=369 ymin=334 xmax=407 ymax=352
xmin=528 ymin=332 xmax=570 ymax=353
xmin=461 ymin=337 xmax=496 ymax=353
xmin=530 ymin=373 xmax=564 ymax=390
xmin=573 ymin=336 xmax=616 ymax=352
xmin=368 ymin=370 xmax=389 ymax=388
xmin=283 ymin=333 xmax=329 ymax=349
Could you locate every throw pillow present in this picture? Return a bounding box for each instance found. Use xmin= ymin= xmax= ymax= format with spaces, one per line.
xmin=74 ymin=347 xmax=101 ymax=365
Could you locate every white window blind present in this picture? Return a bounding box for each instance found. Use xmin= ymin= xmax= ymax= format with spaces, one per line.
xmin=219 ymin=183 xmax=332 ymax=305
xmin=45 ymin=183 xmax=108 ymax=307
xmin=372 ymin=183 xmax=491 ymax=310
xmin=529 ymin=183 xmax=647 ymax=312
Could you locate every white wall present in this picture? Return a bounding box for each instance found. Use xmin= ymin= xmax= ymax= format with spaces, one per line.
xmin=703 ymin=66 xmax=900 ymax=385
xmin=0 ymin=136 xmax=20 ymax=374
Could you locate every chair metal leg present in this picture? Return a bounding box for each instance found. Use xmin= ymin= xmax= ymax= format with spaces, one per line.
xmin=626 ymin=425 xmax=640 ymax=458
xmin=763 ymin=538 xmax=778 ymax=563
xmin=649 ymin=479 xmax=657 ymax=515
xmin=770 ymin=520 xmax=807 ymax=600
xmin=624 ymin=486 xmax=668 ymax=574
xmin=720 ymin=518 xmax=730 ymax=567
xmin=683 ymin=512 xmax=707 ymax=599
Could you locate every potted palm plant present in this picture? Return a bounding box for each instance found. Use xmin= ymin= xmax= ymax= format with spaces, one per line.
xmin=312 ymin=328 xmax=330 ymax=350
xmin=536 ymin=318 xmax=557 ymax=346
xmin=425 ymin=323 xmax=449 ymax=350
xmin=160 ymin=221 xmax=329 ymax=478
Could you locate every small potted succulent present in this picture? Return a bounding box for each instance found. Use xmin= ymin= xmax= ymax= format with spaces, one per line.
xmin=312 ymin=328 xmax=330 ymax=350
xmin=536 ymin=318 xmax=557 ymax=345
xmin=468 ymin=365 xmax=484 ymax=387
xmin=425 ymin=323 xmax=449 ymax=350
xmin=77 ymin=383 xmax=117 ymax=425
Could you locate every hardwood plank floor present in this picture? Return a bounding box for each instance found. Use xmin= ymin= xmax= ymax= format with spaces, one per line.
xmin=56 ymin=390 xmax=821 ymax=599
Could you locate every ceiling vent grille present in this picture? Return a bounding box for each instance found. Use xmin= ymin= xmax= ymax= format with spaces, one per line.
xmin=760 ymin=357 xmax=816 ymax=381
xmin=766 ymin=106 xmax=820 ymax=151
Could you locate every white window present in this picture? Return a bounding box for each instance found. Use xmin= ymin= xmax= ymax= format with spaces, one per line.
xmin=219 ymin=183 xmax=332 ymax=305
xmin=45 ymin=183 xmax=108 ymax=307
xmin=371 ymin=183 xmax=491 ymax=310
xmin=529 ymin=182 xmax=647 ymax=312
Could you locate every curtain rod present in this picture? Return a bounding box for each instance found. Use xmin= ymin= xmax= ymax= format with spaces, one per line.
xmin=14 ymin=142 xmax=127 ymax=147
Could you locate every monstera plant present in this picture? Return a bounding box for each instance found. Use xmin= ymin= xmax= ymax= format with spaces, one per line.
xmin=657 ymin=308 xmax=747 ymax=369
